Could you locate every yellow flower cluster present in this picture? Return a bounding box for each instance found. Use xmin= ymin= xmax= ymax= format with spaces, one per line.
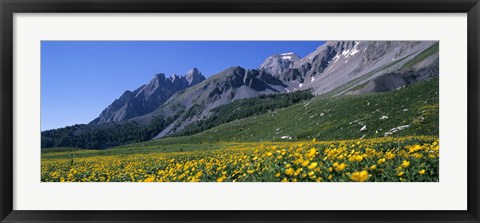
xmin=41 ymin=136 xmax=439 ymax=182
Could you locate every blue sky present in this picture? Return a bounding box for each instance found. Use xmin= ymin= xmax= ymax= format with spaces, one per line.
xmin=41 ymin=41 xmax=325 ymax=131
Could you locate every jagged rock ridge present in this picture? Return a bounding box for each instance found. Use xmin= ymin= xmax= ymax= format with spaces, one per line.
xmin=90 ymin=68 xmax=205 ymax=124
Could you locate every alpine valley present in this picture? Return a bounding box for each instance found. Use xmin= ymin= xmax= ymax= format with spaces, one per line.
xmin=41 ymin=41 xmax=440 ymax=182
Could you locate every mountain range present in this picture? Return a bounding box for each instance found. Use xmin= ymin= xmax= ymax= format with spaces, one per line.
xmin=42 ymin=41 xmax=439 ymax=149
xmin=90 ymin=68 xmax=205 ymax=124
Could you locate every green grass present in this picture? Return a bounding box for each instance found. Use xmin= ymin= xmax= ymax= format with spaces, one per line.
xmin=42 ymin=78 xmax=439 ymax=167
xmin=41 ymin=147 xmax=86 ymax=153
xmin=44 ymin=78 xmax=438 ymax=160
xmin=42 ymin=142 xmax=238 ymax=159
xmin=115 ymin=78 xmax=439 ymax=149
xmin=173 ymin=90 xmax=314 ymax=137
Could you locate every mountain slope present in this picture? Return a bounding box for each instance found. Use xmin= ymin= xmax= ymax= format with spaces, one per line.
xmin=124 ymin=78 xmax=438 ymax=148
xmin=90 ymin=41 xmax=437 ymax=129
xmin=347 ymin=42 xmax=439 ymax=94
xmin=90 ymin=68 xmax=205 ymax=124
xmin=130 ymin=41 xmax=438 ymax=138
xmin=172 ymin=89 xmax=315 ymax=137
xmin=260 ymin=41 xmax=437 ymax=95
xmin=42 ymin=41 xmax=439 ymax=149
xmin=128 ymin=66 xmax=288 ymax=138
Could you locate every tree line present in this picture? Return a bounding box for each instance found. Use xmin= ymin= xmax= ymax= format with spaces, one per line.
xmin=173 ymin=89 xmax=314 ymax=137
xmin=41 ymin=113 xmax=180 ymax=149
xmin=41 ymin=90 xmax=314 ymax=150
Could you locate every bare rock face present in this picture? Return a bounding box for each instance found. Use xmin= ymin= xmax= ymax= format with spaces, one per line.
xmin=185 ymin=68 xmax=205 ymax=86
xmin=259 ymin=41 xmax=438 ymax=95
xmin=259 ymin=52 xmax=300 ymax=76
xmin=89 ymin=68 xmax=206 ymax=124
xmin=347 ymin=53 xmax=439 ymax=95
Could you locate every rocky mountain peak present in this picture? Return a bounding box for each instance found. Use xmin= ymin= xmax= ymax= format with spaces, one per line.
xmin=153 ymin=73 xmax=166 ymax=81
xmin=185 ymin=67 xmax=206 ymax=86
xmin=259 ymin=52 xmax=301 ymax=76
xmin=90 ymin=68 xmax=206 ymax=124
xmin=278 ymin=52 xmax=300 ymax=61
xmin=168 ymin=73 xmax=180 ymax=83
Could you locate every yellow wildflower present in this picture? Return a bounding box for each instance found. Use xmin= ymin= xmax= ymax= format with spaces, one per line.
xmin=301 ymin=160 xmax=310 ymax=167
xmin=285 ymin=168 xmax=294 ymax=176
xmin=350 ymin=170 xmax=369 ymax=182
xmin=307 ymin=162 xmax=318 ymax=170
xmin=349 ymin=155 xmax=363 ymax=162
xmin=377 ymin=158 xmax=386 ymax=165
xmin=385 ymin=152 xmax=395 ymax=159
xmin=407 ymin=144 xmax=422 ymax=153
xmin=144 ymin=176 xmax=155 ymax=182
xmin=333 ymin=162 xmax=347 ymax=172
xmin=294 ymin=168 xmax=303 ymax=176
xmin=307 ymin=148 xmax=317 ymax=159
xmin=401 ymin=160 xmax=410 ymax=168
xmin=413 ymin=153 xmax=423 ymax=159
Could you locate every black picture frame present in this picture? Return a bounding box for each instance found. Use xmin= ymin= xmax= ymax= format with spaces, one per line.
xmin=1 ymin=0 xmax=479 ymax=222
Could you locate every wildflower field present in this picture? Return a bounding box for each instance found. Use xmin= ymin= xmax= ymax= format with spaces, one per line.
xmin=41 ymin=136 xmax=439 ymax=182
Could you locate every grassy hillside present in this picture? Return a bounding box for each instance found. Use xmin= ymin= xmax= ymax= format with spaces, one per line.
xmin=43 ymin=78 xmax=438 ymax=157
xmin=173 ymin=90 xmax=314 ymax=137
xmin=42 ymin=79 xmax=439 ymax=182
xmin=111 ymin=78 xmax=438 ymax=149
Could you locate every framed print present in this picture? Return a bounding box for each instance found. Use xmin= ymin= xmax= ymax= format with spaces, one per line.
xmin=1 ymin=0 xmax=479 ymax=222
